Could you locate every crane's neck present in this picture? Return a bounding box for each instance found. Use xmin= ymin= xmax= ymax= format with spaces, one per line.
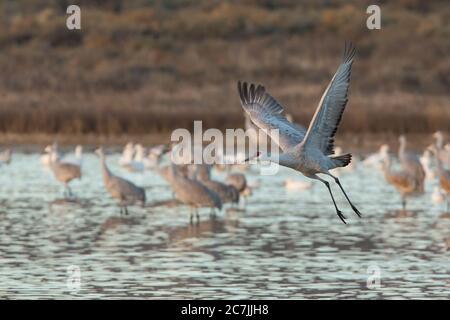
xmin=435 ymin=136 xmax=444 ymax=149
xmin=134 ymin=146 xmax=144 ymax=161
xmin=434 ymin=151 xmax=445 ymax=176
xmin=169 ymin=161 xmax=179 ymax=180
xmin=98 ymin=154 xmax=112 ymax=183
xmin=399 ymin=139 xmax=406 ymax=157
xmin=75 ymin=146 xmax=82 ymax=159
xmin=381 ymin=156 xmax=393 ymax=180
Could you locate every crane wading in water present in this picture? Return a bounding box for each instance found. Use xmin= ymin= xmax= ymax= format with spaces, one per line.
xmin=240 ymin=42 xmax=361 ymax=224
xmin=95 ymin=147 xmax=146 ymax=215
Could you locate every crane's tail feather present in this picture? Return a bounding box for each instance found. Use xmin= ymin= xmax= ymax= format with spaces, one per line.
xmin=331 ymin=153 xmax=352 ymax=168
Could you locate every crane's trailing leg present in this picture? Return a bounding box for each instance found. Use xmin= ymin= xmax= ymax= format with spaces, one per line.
xmin=402 ymin=198 xmax=406 ymax=211
xmin=328 ymin=173 xmax=362 ymax=218
xmin=124 ymin=206 xmax=129 ymax=215
xmin=316 ymin=177 xmax=346 ymax=224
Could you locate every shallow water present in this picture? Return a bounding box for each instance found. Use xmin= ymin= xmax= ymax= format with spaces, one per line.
xmin=0 ymin=153 xmax=448 ymax=299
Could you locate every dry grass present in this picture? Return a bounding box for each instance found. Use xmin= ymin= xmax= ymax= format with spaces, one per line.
xmin=0 ymin=0 xmax=448 ymax=141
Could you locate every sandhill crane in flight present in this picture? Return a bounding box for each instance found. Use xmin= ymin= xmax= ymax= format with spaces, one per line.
xmin=95 ymin=147 xmax=146 ymax=215
xmin=239 ymin=42 xmax=361 ymax=223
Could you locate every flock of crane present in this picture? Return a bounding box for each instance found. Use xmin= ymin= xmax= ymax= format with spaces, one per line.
xmin=31 ymin=141 xmax=250 ymax=223
xmin=1 ymin=128 xmax=448 ymax=225
xmin=0 ymin=42 xmax=449 ymax=224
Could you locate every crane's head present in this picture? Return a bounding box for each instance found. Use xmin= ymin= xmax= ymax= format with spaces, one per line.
xmin=94 ymin=147 xmax=104 ymax=157
xmin=433 ymin=131 xmax=443 ymax=140
xmin=75 ymin=145 xmax=83 ymax=156
xmin=380 ymin=144 xmax=389 ymax=154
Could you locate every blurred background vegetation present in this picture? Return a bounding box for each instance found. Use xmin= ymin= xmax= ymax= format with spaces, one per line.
xmin=0 ymin=0 xmax=448 ymax=143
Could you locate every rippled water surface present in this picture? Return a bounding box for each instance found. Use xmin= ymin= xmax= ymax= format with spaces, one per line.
xmin=0 ymin=152 xmax=448 ymax=299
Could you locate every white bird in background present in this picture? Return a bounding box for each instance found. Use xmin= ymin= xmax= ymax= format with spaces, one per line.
xmin=433 ymin=131 xmax=450 ymax=168
xmin=0 ymin=148 xmax=12 ymax=165
xmin=121 ymin=144 xmax=155 ymax=172
xmin=419 ymin=148 xmax=437 ymax=181
xmin=145 ymin=144 xmax=168 ymax=169
xmin=239 ymin=42 xmax=361 ymax=223
xmin=428 ymin=145 xmax=450 ymax=212
xmin=40 ymin=143 xmax=61 ymax=167
xmin=123 ymin=144 xmax=146 ymax=172
xmin=62 ymin=145 xmax=83 ymax=167
xmin=119 ymin=142 xmax=135 ymax=167
xmin=362 ymin=144 xmax=389 ymax=169
xmin=445 ymin=144 xmax=450 ymax=168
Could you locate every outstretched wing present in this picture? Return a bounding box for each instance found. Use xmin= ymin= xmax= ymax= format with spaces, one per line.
xmin=302 ymin=42 xmax=356 ymax=155
xmin=237 ymin=81 xmax=306 ymax=151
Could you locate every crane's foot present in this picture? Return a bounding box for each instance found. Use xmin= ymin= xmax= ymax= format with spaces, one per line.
xmin=351 ymin=205 xmax=362 ymax=218
xmin=337 ymin=210 xmax=347 ymax=224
